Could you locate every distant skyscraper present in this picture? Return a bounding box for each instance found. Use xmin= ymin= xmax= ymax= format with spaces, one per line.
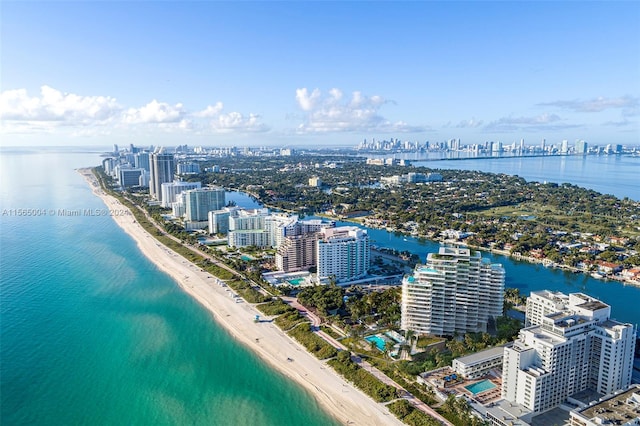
xmin=176 ymin=162 xmax=201 ymax=175
xmin=309 ymin=177 xmax=322 ymax=187
xmin=576 ymin=139 xmax=588 ymax=154
xmin=149 ymin=152 xmax=175 ymax=202
xmin=401 ymin=246 xmax=504 ymax=336
xmin=134 ymin=152 xmax=150 ymax=172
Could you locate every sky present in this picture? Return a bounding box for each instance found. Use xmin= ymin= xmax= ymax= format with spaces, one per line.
xmin=1 ymin=1 xmax=639 ymax=148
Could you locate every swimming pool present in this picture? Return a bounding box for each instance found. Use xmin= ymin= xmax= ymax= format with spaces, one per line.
xmin=287 ymin=278 xmax=304 ymax=285
xmin=464 ymin=379 xmax=496 ymax=395
xmin=364 ymin=334 xmax=388 ymax=351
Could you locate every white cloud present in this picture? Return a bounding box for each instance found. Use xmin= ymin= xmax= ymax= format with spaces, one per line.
xmin=123 ymin=100 xmax=185 ymax=124
xmin=296 ymin=88 xmax=321 ymax=111
xmin=295 ymin=87 xmax=426 ymax=133
xmin=539 ymin=96 xmax=638 ymax=113
xmin=194 ymin=102 xmax=224 ymax=118
xmin=484 ymin=113 xmax=582 ymax=133
xmin=455 ymin=118 xmax=484 ymax=128
xmin=0 ymin=85 xmax=270 ymax=139
xmin=211 ymin=112 xmax=269 ymax=133
xmin=0 ymin=85 xmax=121 ymax=123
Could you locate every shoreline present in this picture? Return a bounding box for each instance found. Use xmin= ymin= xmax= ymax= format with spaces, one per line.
xmin=79 ymin=168 xmax=402 ymax=426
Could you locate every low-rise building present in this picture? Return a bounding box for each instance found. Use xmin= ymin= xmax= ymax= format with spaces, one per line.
xmin=569 ymin=385 xmax=640 ymax=426
xmin=453 ymin=346 xmax=507 ymax=380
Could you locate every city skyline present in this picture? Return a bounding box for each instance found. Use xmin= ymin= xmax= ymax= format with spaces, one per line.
xmin=1 ymin=1 xmax=639 ymax=147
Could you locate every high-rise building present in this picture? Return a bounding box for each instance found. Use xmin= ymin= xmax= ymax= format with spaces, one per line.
xmin=316 ymin=226 xmax=370 ymax=283
xmin=118 ymin=167 xmax=144 ymax=188
xmin=502 ymin=291 xmax=635 ymax=414
xmin=576 ymin=140 xmax=588 ymax=154
xmin=134 ymin=152 xmax=150 ymax=172
xmin=160 ymin=181 xmax=202 ymax=208
xmin=172 ymin=192 xmax=187 ymax=218
xmin=149 ymin=152 xmax=175 ymax=202
xmin=401 ymin=246 xmax=505 ymax=336
xmin=276 ymin=233 xmax=322 ymax=273
xmin=208 ymin=207 xmax=240 ymax=235
xmin=228 ymin=209 xmax=271 ymax=248
xmin=184 ymin=187 xmax=225 ymax=222
xmin=275 ymin=219 xmax=335 ymax=273
xmin=177 ymin=162 xmax=201 ymax=175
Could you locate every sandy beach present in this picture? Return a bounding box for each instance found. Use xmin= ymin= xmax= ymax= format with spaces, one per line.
xmin=79 ymin=169 xmax=402 ymax=426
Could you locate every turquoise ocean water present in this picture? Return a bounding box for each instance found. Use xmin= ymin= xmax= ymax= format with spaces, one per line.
xmin=0 ymin=149 xmax=338 ymax=426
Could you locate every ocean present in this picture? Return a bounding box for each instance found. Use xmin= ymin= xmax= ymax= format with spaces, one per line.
xmin=0 ymin=148 xmax=338 ymax=426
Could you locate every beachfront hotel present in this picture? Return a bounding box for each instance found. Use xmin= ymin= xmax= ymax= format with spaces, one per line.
xmin=227 ymin=209 xmax=271 ymax=248
xmin=401 ymin=246 xmax=505 ymax=336
xmin=160 ymin=181 xmax=202 ymax=208
xmin=275 ymin=219 xmax=335 ymax=273
xmin=116 ymin=165 xmax=145 ymax=188
xmin=502 ymin=291 xmax=636 ymax=414
xmin=316 ymin=226 xmax=370 ymax=283
xmin=208 ymin=207 xmax=240 ymax=235
xmin=149 ymin=151 xmax=175 ymax=203
xmin=276 ymin=233 xmax=322 ymax=273
xmin=184 ymin=187 xmax=225 ymax=222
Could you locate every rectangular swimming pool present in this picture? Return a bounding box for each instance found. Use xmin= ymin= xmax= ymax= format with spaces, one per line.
xmin=464 ymin=379 xmax=496 ymax=395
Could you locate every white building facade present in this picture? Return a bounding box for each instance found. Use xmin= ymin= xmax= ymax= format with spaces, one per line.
xmin=502 ymin=291 xmax=636 ymax=414
xmin=316 ymin=226 xmax=369 ymax=283
xmin=401 ymin=246 xmax=504 ymax=336
xmin=184 ymin=187 xmax=225 ymax=222
xmin=227 ymin=209 xmax=270 ymax=248
xmin=160 ymin=181 xmax=202 ymax=208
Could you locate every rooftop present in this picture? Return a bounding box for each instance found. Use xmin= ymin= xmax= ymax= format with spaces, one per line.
xmin=454 ymin=346 xmax=507 ymax=366
xmin=575 ymin=299 xmax=609 ymax=311
xmin=573 ymin=385 xmax=640 ymax=425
